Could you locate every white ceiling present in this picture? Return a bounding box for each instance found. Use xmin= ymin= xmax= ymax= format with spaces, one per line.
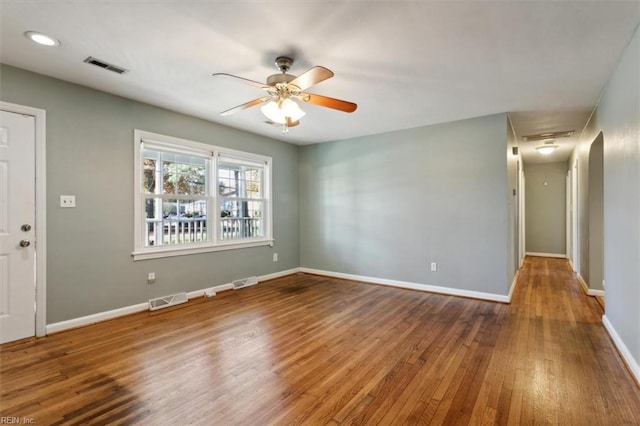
xmin=1 ymin=1 xmax=639 ymax=164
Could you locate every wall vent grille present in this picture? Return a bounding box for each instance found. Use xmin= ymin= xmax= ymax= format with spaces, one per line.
xmin=148 ymin=292 xmax=188 ymax=311
xmin=84 ymin=57 xmax=129 ymax=74
xmin=233 ymin=276 xmax=258 ymax=289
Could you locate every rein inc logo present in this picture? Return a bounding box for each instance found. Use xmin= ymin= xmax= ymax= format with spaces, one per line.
xmin=0 ymin=418 xmax=35 ymax=424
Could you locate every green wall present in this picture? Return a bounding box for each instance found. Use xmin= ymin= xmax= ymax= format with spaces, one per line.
xmin=0 ymin=65 xmax=300 ymax=323
xmin=299 ymin=113 xmax=513 ymax=297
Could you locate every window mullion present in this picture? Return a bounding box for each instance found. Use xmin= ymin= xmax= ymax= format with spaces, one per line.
xmin=211 ymin=152 xmax=219 ymax=244
xmin=154 ymin=154 xmax=163 ymax=246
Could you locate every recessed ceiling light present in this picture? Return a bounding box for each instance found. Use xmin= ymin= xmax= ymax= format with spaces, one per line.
xmin=24 ymin=31 xmax=60 ymax=47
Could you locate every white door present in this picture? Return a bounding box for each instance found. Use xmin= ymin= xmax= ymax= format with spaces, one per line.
xmin=0 ymin=110 xmax=36 ymax=343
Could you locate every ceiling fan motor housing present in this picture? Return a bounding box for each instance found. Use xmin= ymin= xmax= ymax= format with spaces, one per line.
xmin=266 ymin=73 xmax=296 ymax=86
xmin=275 ymin=56 xmax=293 ymax=72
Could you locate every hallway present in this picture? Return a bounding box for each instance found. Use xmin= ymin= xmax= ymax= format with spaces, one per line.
xmin=492 ymin=256 xmax=640 ymax=424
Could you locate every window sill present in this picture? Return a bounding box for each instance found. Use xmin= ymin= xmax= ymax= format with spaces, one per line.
xmin=132 ymin=239 xmax=274 ymax=261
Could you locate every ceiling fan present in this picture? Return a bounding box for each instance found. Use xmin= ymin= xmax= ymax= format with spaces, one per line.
xmin=213 ymin=56 xmax=357 ymax=133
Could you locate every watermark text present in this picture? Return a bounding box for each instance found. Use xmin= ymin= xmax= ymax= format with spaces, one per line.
xmin=0 ymin=417 xmax=35 ymax=424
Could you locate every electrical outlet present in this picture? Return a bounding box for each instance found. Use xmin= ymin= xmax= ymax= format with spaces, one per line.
xmin=60 ymin=195 xmax=76 ymax=208
xmin=147 ymin=272 xmax=156 ymax=284
xmin=273 ymin=253 xmax=279 ymax=262
xmin=430 ymin=262 xmax=437 ymax=272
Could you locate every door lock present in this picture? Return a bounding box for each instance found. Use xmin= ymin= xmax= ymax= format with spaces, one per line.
xmin=21 ymin=224 xmax=31 ymax=232
xmin=19 ymin=240 xmax=31 ymax=248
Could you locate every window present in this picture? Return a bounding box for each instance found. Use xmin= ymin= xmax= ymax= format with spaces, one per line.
xmin=133 ymin=130 xmax=272 ymax=260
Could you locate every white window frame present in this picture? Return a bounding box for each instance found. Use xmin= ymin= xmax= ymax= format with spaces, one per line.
xmin=132 ymin=130 xmax=273 ymax=261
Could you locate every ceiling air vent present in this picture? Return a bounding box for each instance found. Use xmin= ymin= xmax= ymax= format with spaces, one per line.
xmin=83 ymin=56 xmax=129 ymax=74
xmin=522 ymin=130 xmax=574 ymax=142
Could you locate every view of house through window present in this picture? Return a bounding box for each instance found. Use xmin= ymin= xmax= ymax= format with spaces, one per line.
xmin=218 ymin=158 xmax=265 ymax=240
xmin=143 ymin=149 xmax=210 ymax=247
xmin=133 ymin=130 xmax=272 ymax=260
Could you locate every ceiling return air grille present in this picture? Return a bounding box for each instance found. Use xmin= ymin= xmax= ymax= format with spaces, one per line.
xmin=522 ymin=130 xmax=574 ymax=142
xmin=83 ymin=56 xmax=129 ymax=74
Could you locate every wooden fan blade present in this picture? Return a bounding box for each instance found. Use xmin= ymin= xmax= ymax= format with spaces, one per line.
xmin=220 ymin=96 xmax=270 ymax=116
xmin=212 ymin=73 xmax=267 ymax=90
xmin=301 ymin=93 xmax=357 ymax=113
xmin=289 ymin=66 xmax=334 ymax=91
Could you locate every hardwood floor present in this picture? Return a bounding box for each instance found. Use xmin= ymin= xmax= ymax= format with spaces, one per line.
xmin=1 ymin=256 xmax=639 ymax=425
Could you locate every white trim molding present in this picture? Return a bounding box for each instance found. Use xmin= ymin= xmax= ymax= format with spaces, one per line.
xmin=46 ymin=302 xmax=150 ymax=334
xmin=508 ymin=270 xmax=520 ymax=302
xmin=577 ymin=273 xmax=589 ymax=294
xmin=299 ymin=268 xmax=511 ymax=303
xmin=257 ymin=267 xmax=300 ymax=282
xmin=602 ymin=315 xmax=640 ymax=386
xmin=132 ymin=129 xmax=273 ymax=261
xmin=0 ymin=102 xmax=47 ymax=338
xmin=577 ymin=274 xmax=606 ymax=297
xmin=46 ymin=268 xmax=301 ymax=334
xmin=525 ymin=252 xmax=567 ymax=259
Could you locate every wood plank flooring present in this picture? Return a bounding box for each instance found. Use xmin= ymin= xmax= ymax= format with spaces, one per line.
xmin=1 ymin=256 xmax=639 ymax=425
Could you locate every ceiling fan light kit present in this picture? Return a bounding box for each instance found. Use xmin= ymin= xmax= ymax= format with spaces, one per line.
xmin=261 ymin=98 xmax=306 ymax=124
xmin=214 ymin=56 xmax=357 ymax=133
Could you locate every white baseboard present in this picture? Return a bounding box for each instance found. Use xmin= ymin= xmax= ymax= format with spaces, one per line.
xmin=508 ymin=270 xmax=519 ymax=303
xmin=577 ymin=273 xmax=589 ymax=294
xmin=577 ymin=274 xmax=606 ymax=297
xmin=525 ymin=252 xmax=567 ymax=259
xmin=46 ymin=302 xmax=149 ymax=334
xmin=602 ymin=315 xmax=640 ymax=386
xmin=46 ymin=268 xmax=300 ymax=335
xmin=258 ymin=267 xmax=301 ymax=282
xmin=186 ymin=283 xmax=233 ymax=299
xmin=299 ymin=267 xmax=510 ymax=303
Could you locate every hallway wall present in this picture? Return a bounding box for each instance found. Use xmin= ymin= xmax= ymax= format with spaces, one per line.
xmin=571 ymin=23 xmax=640 ymax=381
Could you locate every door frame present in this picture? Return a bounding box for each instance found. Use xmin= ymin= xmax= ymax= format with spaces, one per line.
xmin=1 ymin=101 xmax=47 ymax=338
xmin=567 ymin=158 xmax=579 ymax=272
xmin=572 ymin=158 xmax=579 ymax=271
xmin=518 ymin=166 xmax=525 ymax=267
